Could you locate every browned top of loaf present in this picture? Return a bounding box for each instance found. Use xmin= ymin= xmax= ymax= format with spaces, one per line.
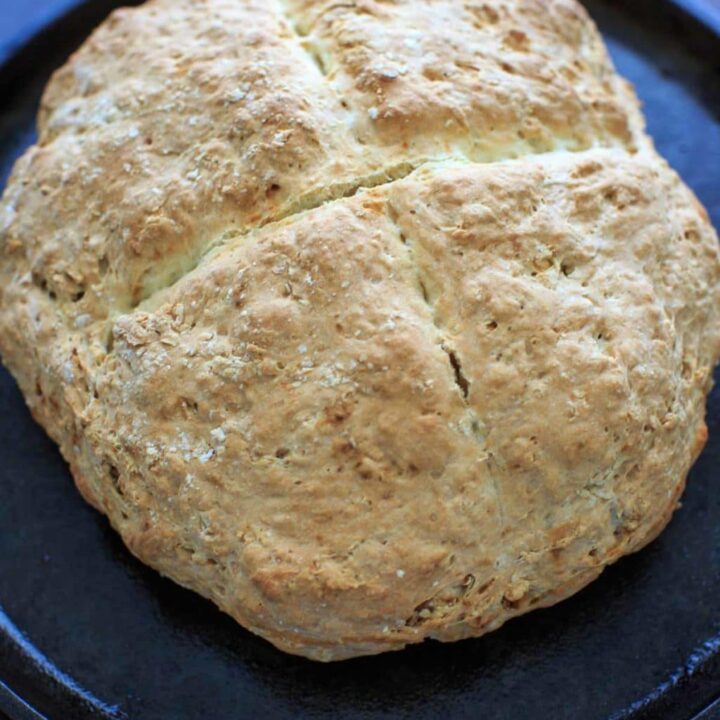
xmin=4 ymin=0 xmax=639 ymax=314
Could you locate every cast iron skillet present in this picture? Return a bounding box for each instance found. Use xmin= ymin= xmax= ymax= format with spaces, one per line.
xmin=0 ymin=1 xmax=719 ymax=719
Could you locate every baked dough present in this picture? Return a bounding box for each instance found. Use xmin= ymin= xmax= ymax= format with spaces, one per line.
xmin=1 ymin=0 xmax=718 ymax=661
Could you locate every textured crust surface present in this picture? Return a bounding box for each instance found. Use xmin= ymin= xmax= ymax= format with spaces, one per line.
xmin=1 ymin=0 xmax=719 ymax=661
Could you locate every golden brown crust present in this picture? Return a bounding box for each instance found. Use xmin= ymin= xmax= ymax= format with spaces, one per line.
xmin=285 ymin=0 xmax=643 ymax=152
xmin=0 ymin=0 xmax=718 ymax=661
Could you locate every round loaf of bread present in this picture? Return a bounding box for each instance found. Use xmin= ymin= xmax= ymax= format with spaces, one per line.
xmin=1 ymin=0 xmax=719 ymax=661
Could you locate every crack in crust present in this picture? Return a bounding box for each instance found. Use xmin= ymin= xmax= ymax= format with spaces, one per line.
xmin=386 ymin=197 xmax=483 ymax=455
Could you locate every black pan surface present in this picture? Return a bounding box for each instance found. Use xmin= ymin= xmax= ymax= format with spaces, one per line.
xmin=0 ymin=1 xmax=720 ymax=719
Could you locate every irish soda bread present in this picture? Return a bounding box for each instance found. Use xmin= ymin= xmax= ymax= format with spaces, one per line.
xmin=1 ymin=0 xmax=719 ymax=661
